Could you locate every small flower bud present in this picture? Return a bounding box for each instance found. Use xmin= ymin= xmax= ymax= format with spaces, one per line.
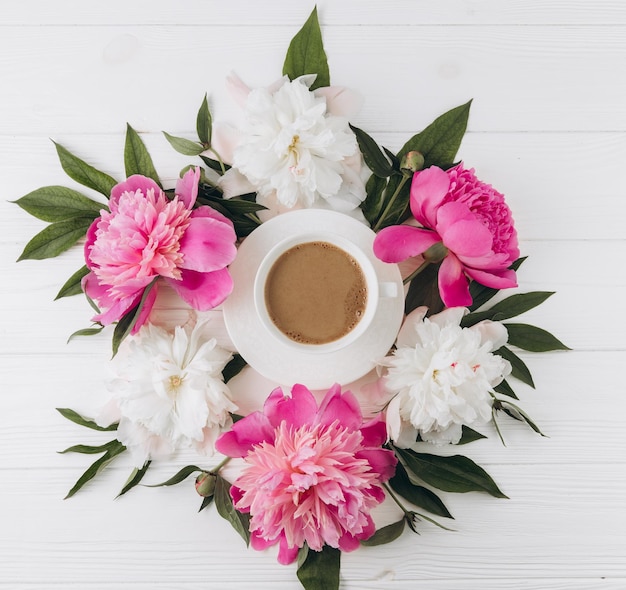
xmin=400 ymin=151 xmax=425 ymax=175
xmin=423 ymin=241 xmax=448 ymax=264
xmin=195 ymin=472 xmax=216 ymax=498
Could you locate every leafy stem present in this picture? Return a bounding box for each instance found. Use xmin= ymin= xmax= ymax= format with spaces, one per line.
xmin=208 ymin=147 xmax=227 ymax=175
xmin=373 ymin=174 xmax=410 ymax=232
xmin=403 ymin=259 xmax=431 ymax=286
xmin=210 ymin=456 xmax=232 ymax=475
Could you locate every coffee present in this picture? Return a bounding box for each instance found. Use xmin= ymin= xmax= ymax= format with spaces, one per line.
xmin=264 ymin=241 xmax=368 ymax=345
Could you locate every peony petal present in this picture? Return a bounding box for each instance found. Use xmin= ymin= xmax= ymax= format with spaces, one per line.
xmin=384 ymin=394 xmax=403 ymax=442
xmin=210 ymin=122 xmax=242 ymax=166
xmin=316 ymin=385 xmax=362 ymax=431
xmin=472 ymin=320 xmax=509 ymax=351
xmin=166 ymin=267 xmax=233 ymax=311
xmin=409 ymin=166 xmax=450 ymax=228
xmin=218 ymin=167 xmax=257 ymax=199
xmin=395 ymin=306 xmax=428 ymax=348
xmin=464 ymin=266 xmax=518 ymax=290
xmin=276 ymin=537 xmax=299 ymax=565
xmin=225 ymin=72 xmax=252 ymax=108
xmin=373 ymin=225 xmax=440 ymax=263
xmin=315 ymin=85 xmax=364 ymax=118
xmin=129 ymin=284 xmax=158 ymax=334
xmin=439 ymin=220 xmax=493 ymax=260
xmin=83 ymin=218 xmax=100 ymax=267
xmin=338 ymin=531 xmax=361 ymax=553
xmin=175 ymin=166 xmax=200 ymax=209
xmin=264 ymin=384 xmax=318 ymax=429
xmin=190 ymin=203 xmax=233 ymax=226
xmin=215 ymin=411 xmax=275 ymax=457
xmin=178 ymin=216 xmax=237 ymax=272
xmin=438 ymin=254 xmax=472 ymax=307
xmin=355 ymin=448 xmax=397 ymax=482
xmin=359 ymin=416 xmax=389 ymax=448
xmin=110 ymin=175 xmax=162 ymax=207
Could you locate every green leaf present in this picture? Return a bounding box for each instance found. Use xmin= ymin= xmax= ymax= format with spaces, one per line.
xmin=504 ymin=323 xmax=570 ymax=352
xmin=196 ymin=94 xmax=212 ymax=145
xmin=468 ymin=257 xmax=527 ymax=311
xmin=199 ymin=495 xmax=214 ymax=512
xmin=361 ymin=173 xmax=388 ymax=226
xmin=53 ymin=141 xmax=117 ymax=197
xmin=389 ymin=462 xmax=453 ymax=518
xmin=146 ymin=465 xmax=202 ymax=487
xmin=360 ymin=518 xmax=405 ymax=546
xmin=111 ymin=279 xmax=158 ymax=357
xmin=282 ymin=6 xmax=330 ymax=90
xmin=496 ymin=400 xmax=546 ymax=437
xmin=214 ymin=476 xmax=251 ymax=546
xmin=56 ymin=408 xmax=118 ymax=431
xmin=494 ymin=346 xmax=535 ymax=388
xmin=398 ymin=101 xmax=472 ymax=169
xmin=493 ymin=379 xmax=518 ymax=400
xmin=457 ymin=425 xmax=488 ymax=444
xmin=59 ymin=441 xmax=121 ymax=455
xmin=163 ymin=131 xmax=205 ymax=156
xmin=55 ymin=265 xmax=90 ymax=299
xmin=67 ymin=325 xmax=105 ymax=342
xmin=349 ymin=124 xmax=393 ymax=178
xmin=17 ymin=217 xmax=93 ymax=261
xmin=462 ymin=291 xmax=555 ymax=327
xmin=64 ymin=441 xmax=126 ymax=499
xmin=404 ymin=262 xmax=445 ymax=316
xmin=372 ymin=173 xmax=412 ymax=231
xmin=199 ymin=155 xmax=230 ymax=174
xmin=124 ymin=124 xmax=161 ymax=185
xmin=395 ymin=447 xmax=508 ymax=498
xmin=223 ymin=354 xmax=247 ymax=383
xmin=297 ymin=544 xmax=340 ymax=590
xmin=13 ymin=186 xmax=104 ymax=222
xmin=118 ymin=461 xmax=152 ymax=497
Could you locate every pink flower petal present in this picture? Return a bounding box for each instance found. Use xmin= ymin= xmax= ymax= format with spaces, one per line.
xmin=83 ymin=218 xmax=100 ymax=266
xmin=264 ymin=384 xmax=318 ymax=429
xmin=356 ymin=448 xmax=397 ymax=482
xmin=373 ymin=225 xmax=440 ymax=263
xmin=316 ymin=385 xmax=362 ymax=431
xmin=190 ymin=203 xmax=233 ymax=226
xmin=129 ymin=285 xmax=158 ymax=334
xmin=277 ymin=537 xmax=299 ymax=565
xmin=175 ymin=167 xmax=200 ymax=209
xmin=359 ymin=417 xmax=389 ymax=448
xmin=465 ymin=267 xmax=518 ymax=290
xmin=438 ymin=253 xmax=472 ymax=307
xmin=409 ymin=166 xmax=450 ymax=228
xmin=214 ymin=412 xmax=274 ymax=457
xmin=110 ymin=175 xmax=162 ymax=207
xmin=166 ymin=267 xmax=233 ymax=311
xmin=178 ymin=216 xmax=237 ymax=273
xmin=439 ymin=220 xmax=493 ymax=259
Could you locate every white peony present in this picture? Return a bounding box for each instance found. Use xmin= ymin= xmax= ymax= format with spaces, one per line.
xmin=222 ymin=75 xmax=363 ymax=212
xmin=98 ymin=320 xmax=237 ymax=466
xmin=382 ymin=306 xmax=511 ymax=447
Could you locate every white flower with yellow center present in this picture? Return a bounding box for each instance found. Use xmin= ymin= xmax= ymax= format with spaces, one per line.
xmin=230 ymin=75 xmax=359 ymax=209
xmin=383 ymin=306 xmax=511 ymax=446
xmin=100 ymin=320 xmax=237 ymax=466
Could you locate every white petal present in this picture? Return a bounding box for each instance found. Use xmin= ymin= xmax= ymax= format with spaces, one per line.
xmin=396 ymin=307 xmax=428 ymax=348
xmin=472 ymin=320 xmax=509 ymax=351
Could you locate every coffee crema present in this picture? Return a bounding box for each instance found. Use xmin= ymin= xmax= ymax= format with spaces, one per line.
xmin=264 ymin=241 xmax=368 ymax=345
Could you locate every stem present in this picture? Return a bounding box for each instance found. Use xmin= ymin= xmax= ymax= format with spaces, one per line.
xmin=210 ymin=456 xmax=232 ymax=474
xmin=382 ymin=482 xmax=412 ymax=518
xmin=403 ymin=259 xmax=431 ymax=285
xmin=373 ymin=174 xmax=409 ymax=232
xmin=208 ymin=147 xmax=227 ymax=175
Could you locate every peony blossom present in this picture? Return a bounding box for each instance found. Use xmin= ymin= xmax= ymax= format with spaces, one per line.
xmin=83 ymin=167 xmax=237 ymax=333
xmin=382 ymin=307 xmax=511 ymax=446
xmin=98 ymin=320 xmax=237 ymax=466
xmin=215 ymin=384 xmax=397 ymax=565
xmin=216 ymin=75 xmax=366 ymax=217
xmin=373 ymin=164 xmax=519 ymax=307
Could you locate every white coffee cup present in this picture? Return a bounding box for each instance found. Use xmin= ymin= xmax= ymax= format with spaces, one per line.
xmin=253 ymin=231 xmax=398 ymax=354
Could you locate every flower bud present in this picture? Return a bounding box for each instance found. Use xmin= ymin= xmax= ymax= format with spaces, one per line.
xmin=400 ymin=151 xmax=425 ymax=175
xmin=195 ymin=472 xmax=216 ymax=498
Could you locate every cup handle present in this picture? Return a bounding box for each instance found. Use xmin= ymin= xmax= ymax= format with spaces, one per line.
xmin=379 ymin=281 xmax=399 ymax=298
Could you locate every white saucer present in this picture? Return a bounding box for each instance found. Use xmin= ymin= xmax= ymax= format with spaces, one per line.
xmin=222 ymin=210 xmax=404 ymax=390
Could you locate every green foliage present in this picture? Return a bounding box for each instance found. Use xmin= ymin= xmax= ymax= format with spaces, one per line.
xmin=504 ymin=323 xmax=571 ymax=352
xmin=55 ymin=265 xmax=90 ymax=299
xmin=17 ymin=217 xmax=93 ymax=261
xmin=214 ymin=476 xmax=251 ymax=546
xmin=124 ymin=123 xmax=161 ymax=185
xmin=196 ymin=93 xmax=213 ymax=146
xmin=163 ymin=131 xmax=205 ymax=156
xmin=53 ymin=141 xmax=117 ymax=197
xmin=283 ymin=6 xmax=330 ymax=90
xmin=118 ymin=461 xmax=152 ymax=497
xmin=296 ymin=544 xmax=341 ymax=590
xmin=494 ymin=346 xmax=535 ymax=388
xmin=146 ymin=465 xmax=203 ymax=488
xmin=349 ymin=124 xmax=393 ymax=178
xmin=462 ymin=291 xmax=555 ymax=327
xmin=389 ymin=462 xmax=453 ymax=518
xmin=13 ymin=186 xmax=103 ymax=222
xmin=56 ymin=408 xmax=118 ymax=432
xmin=360 ymin=519 xmax=405 ymax=546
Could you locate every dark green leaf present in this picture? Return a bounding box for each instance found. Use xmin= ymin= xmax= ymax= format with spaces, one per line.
xmin=17 ymin=217 xmax=93 ymax=261
xmin=223 ymin=354 xmax=247 ymax=383
xmin=55 ymin=265 xmax=90 ymax=300
xmin=395 ymin=447 xmax=508 ymax=498
xmin=372 ymin=173 xmax=412 ymax=231
xmin=297 ymin=544 xmax=340 ymax=590
xmin=404 ymin=262 xmax=445 ymax=316
xmin=398 ymin=101 xmax=472 ymax=169
xmin=13 ymin=186 xmax=104 ymax=222
xmin=59 ymin=441 xmax=121 ymax=454
xmin=196 ymin=94 xmax=212 ymax=145
xmin=118 ymin=461 xmax=152 ymax=497
xmin=67 ymin=325 xmax=105 ymax=342
xmin=199 ymin=495 xmax=214 ymax=512
xmin=56 ymin=408 xmax=118 ymax=431
xmin=53 ymin=141 xmax=117 ymax=197
xmin=111 ymin=278 xmax=158 ymax=357
xmin=360 ymin=519 xmax=405 ymax=546
xmin=383 ymin=147 xmax=400 ymax=171
xmin=390 ymin=461 xmax=452 ymax=518
xmin=462 ymin=291 xmax=555 ymax=327
xmin=214 ymin=476 xmax=251 ymax=546
xmin=282 ymin=6 xmax=330 ymax=90
xmin=495 ymin=346 xmax=535 ymax=388
xmin=457 ymin=425 xmax=488 ymax=445
xmin=124 ymin=124 xmax=161 ymax=185
xmin=199 ymin=155 xmax=230 ymax=174
xmin=504 ymin=323 xmax=570 ymax=352
xmin=163 ymin=131 xmax=205 ymax=156
xmin=493 ymin=379 xmax=518 ymax=399
xmin=468 ymin=257 xmax=527 ymax=311
xmin=349 ymin=124 xmax=392 ymax=178
xmin=64 ymin=441 xmax=126 ymax=499
xmin=497 ymin=401 xmax=546 ymax=437
xmin=361 ymin=173 xmax=388 ymax=226
xmin=146 ymin=465 xmax=202 ymax=487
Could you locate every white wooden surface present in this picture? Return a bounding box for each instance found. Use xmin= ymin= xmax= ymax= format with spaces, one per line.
xmin=1 ymin=1 xmax=625 ymax=588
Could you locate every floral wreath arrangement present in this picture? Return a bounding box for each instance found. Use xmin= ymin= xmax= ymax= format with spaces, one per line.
xmin=14 ymin=8 xmax=569 ymax=590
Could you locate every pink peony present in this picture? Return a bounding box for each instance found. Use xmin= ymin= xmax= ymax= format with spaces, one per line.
xmin=83 ymin=167 xmax=237 ymax=332
xmin=373 ymin=164 xmax=519 ymax=307
xmin=215 ymin=383 xmax=397 ymax=565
